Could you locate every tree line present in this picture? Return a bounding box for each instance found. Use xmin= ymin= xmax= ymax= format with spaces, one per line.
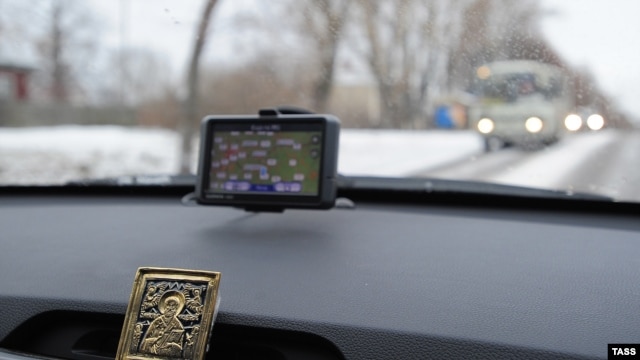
xmin=0 ymin=0 xmax=626 ymax=171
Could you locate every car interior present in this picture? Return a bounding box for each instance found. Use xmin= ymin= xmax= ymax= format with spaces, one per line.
xmin=1 ymin=171 xmax=639 ymax=359
xmin=1 ymin=1 xmax=639 ymax=359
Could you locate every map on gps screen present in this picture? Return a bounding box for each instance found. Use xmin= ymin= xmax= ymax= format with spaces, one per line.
xmin=208 ymin=130 xmax=322 ymax=196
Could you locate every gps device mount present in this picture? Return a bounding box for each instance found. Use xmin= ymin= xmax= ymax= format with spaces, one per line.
xmin=195 ymin=108 xmax=340 ymax=213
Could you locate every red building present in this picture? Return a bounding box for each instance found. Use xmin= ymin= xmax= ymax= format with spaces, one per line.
xmin=0 ymin=63 xmax=32 ymax=101
xmin=0 ymin=39 xmax=36 ymax=102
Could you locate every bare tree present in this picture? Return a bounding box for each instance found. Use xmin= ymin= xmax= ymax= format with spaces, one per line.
xmin=100 ymin=48 xmax=173 ymax=106
xmin=137 ymin=89 xmax=182 ymax=129
xmin=49 ymin=1 xmax=67 ymax=102
xmin=355 ymin=0 xmax=470 ymax=128
xmin=34 ymin=0 xmax=99 ymax=104
xmin=200 ymin=51 xmax=313 ymax=115
xmin=180 ymin=0 xmax=219 ymax=174
xmin=297 ymin=0 xmax=352 ymax=112
xmin=448 ymin=0 xmax=546 ymax=90
xmin=229 ymin=0 xmax=351 ymax=113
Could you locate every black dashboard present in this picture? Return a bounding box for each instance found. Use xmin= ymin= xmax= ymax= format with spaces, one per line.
xmin=1 ymin=184 xmax=639 ymax=359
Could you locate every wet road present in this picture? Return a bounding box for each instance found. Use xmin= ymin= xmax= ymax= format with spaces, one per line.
xmin=414 ymin=129 xmax=640 ymax=202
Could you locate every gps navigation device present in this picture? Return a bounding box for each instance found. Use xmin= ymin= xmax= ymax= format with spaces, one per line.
xmin=196 ymin=111 xmax=340 ymax=211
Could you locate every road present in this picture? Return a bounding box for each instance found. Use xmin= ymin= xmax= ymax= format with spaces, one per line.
xmin=414 ymin=129 xmax=640 ymax=202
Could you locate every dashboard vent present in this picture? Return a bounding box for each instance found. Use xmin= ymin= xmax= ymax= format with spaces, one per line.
xmin=1 ymin=311 xmax=344 ymax=360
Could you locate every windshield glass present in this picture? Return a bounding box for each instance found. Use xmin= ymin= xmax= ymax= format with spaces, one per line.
xmin=477 ymin=73 xmax=542 ymax=103
xmin=472 ymin=64 xmax=565 ymax=104
xmin=0 ymin=0 xmax=638 ymax=202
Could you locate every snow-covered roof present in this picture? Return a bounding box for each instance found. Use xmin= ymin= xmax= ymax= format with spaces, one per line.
xmin=0 ymin=39 xmax=38 ymax=70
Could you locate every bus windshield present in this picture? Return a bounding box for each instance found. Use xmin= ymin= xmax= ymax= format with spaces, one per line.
xmin=478 ymin=73 xmax=550 ymax=103
xmin=474 ymin=61 xmax=566 ymax=103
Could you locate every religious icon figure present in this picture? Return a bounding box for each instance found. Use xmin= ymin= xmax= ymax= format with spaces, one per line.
xmin=115 ymin=268 xmax=221 ymax=360
xmin=130 ymin=323 xmax=144 ymax=352
xmin=139 ymin=291 xmax=186 ymax=357
xmin=185 ymin=287 xmax=204 ymax=315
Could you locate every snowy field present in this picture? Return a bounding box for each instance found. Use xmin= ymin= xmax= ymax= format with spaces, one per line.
xmin=0 ymin=126 xmax=483 ymax=185
xmin=2 ymin=125 xmax=639 ymax=202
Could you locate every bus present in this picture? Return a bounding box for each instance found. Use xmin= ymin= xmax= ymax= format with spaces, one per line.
xmin=468 ymin=60 xmax=574 ymax=151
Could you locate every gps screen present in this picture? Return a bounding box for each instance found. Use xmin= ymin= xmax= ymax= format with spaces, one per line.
xmin=206 ymin=123 xmax=324 ymax=196
xmin=196 ymin=114 xmax=340 ymax=211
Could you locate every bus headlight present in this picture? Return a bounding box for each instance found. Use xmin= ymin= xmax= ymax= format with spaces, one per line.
xmin=587 ymin=114 xmax=605 ymax=130
xmin=525 ymin=117 xmax=543 ymax=133
xmin=477 ymin=118 xmax=495 ymax=134
xmin=564 ymin=114 xmax=582 ymax=131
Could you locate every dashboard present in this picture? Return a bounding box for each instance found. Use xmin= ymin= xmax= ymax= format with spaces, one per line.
xmin=1 ymin=184 xmax=639 ymax=359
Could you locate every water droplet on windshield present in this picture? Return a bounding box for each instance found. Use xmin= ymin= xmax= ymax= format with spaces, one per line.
xmin=424 ymin=181 xmax=434 ymax=192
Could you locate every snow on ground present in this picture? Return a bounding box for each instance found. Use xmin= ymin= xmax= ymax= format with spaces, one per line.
xmin=337 ymin=129 xmax=483 ymax=176
xmin=0 ymin=126 xmax=484 ymax=185
xmin=486 ymin=130 xmax=617 ymax=189
xmin=1 ymin=125 xmax=636 ymax=201
xmin=0 ymin=126 xmax=180 ymax=184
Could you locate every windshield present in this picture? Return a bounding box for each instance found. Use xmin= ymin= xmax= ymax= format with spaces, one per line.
xmin=477 ymin=73 xmax=542 ymax=103
xmin=472 ymin=65 xmax=565 ymax=104
xmin=1 ymin=0 xmax=638 ymax=202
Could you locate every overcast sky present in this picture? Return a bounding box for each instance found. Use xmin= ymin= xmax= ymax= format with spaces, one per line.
xmin=86 ymin=0 xmax=640 ymax=121
xmin=539 ymin=0 xmax=640 ymax=122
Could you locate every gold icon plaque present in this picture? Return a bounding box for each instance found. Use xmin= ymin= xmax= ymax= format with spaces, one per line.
xmin=116 ymin=267 xmax=221 ymax=360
